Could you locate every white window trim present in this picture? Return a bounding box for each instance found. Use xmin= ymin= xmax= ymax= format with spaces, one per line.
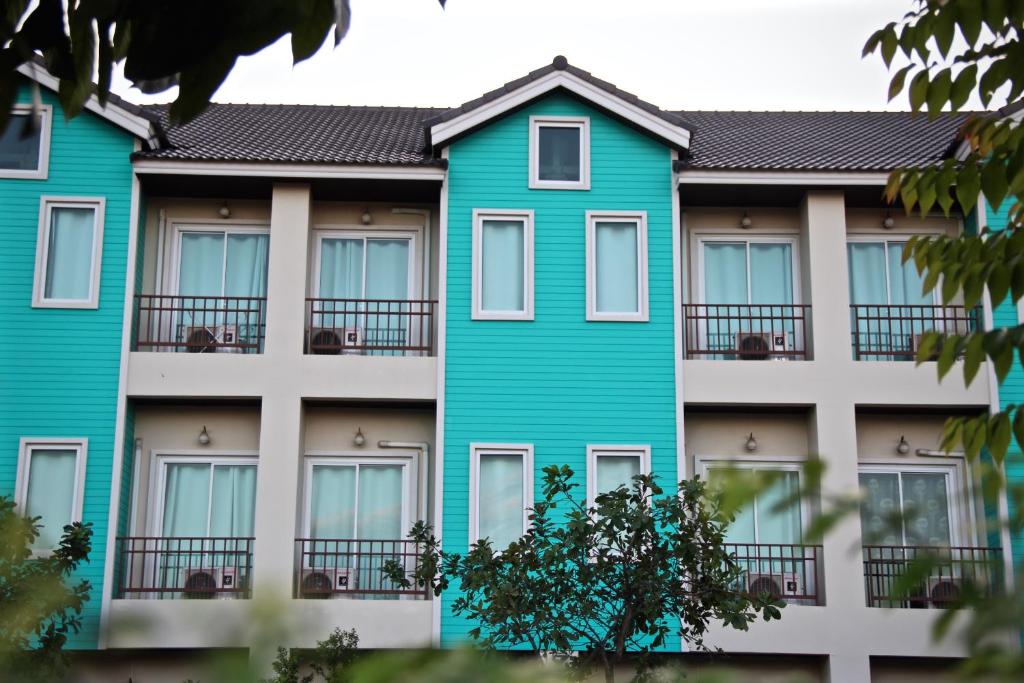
xmin=301 ymin=451 xmax=418 ymax=539
xmin=32 ymin=196 xmax=105 ymax=309
xmin=528 ymin=115 xmax=590 ymax=190
xmin=15 ymin=438 xmax=88 ymax=553
xmin=167 ymin=222 xmax=270 ymax=297
xmin=1 ymin=104 xmax=51 ymax=180
xmin=310 ymin=227 xmax=422 ymax=300
xmin=468 ymin=443 xmax=534 ymax=545
xmin=846 ymin=235 xmax=939 ymax=306
xmin=586 ymin=445 xmax=651 ymax=509
xmin=471 ymin=210 xmax=535 ymax=321
xmin=857 ymin=461 xmax=969 ymax=547
xmin=585 ymin=210 xmax=649 ymax=322
xmin=694 ymin=234 xmax=803 ymax=306
xmin=695 ymin=456 xmax=810 ymax=545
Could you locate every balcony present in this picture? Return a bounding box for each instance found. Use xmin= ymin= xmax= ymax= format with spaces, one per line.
xmin=726 ymin=542 xmax=823 ymax=605
xmin=683 ymin=304 xmax=810 ymax=360
xmin=850 ymin=304 xmax=981 ymax=361
xmin=294 ymin=538 xmax=428 ymax=599
xmin=862 ymin=545 xmax=1001 ymax=608
xmin=115 ymin=536 xmax=254 ymax=599
xmin=132 ymin=295 xmax=267 ymax=353
xmin=305 ymin=298 xmax=438 ymax=357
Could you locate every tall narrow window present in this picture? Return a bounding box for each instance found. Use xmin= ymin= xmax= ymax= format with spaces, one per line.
xmin=472 ymin=211 xmax=534 ymax=320
xmin=529 ymin=116 xmax=590 ymax=189
xmin=471 ymin=445 xmax=533 ymax=548
xmin=33 ymin=198 xmax=105 ymax=308
xmin=16 ymin=440 xmax=87 ymax=551
xmin=586 ymin=212 xmax=648 ymax=321
xmin=1 ymin=106 xmax=50 ymax=179
xmin=587 ymin=446 xmax=651 ymax=507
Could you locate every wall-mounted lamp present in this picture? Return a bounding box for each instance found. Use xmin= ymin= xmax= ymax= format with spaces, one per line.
xmin=198 ymin=426 xmax=211 ymax=446
xmin=896 ymin=435 xmax=910 ymax=455
xmin=361 ymin=209 xmax=373 ymax=225
xmin=882 ymin=212 xmax=895 ymax=230
xmin=219 ymin=202 xmax=232 ymax=219
xmin=745 ymin=432 xmax=758 ymax=452
xmin=740 ymin=212 xmax=753 ymax=230
xmin=354 ymin=428 xmax=366 ymax=447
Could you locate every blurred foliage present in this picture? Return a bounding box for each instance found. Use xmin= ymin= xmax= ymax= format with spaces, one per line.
xmin=0 ymin=495 xmax=92 ymax=683
xmin=264 ymin=627 xmax=359 ymax=683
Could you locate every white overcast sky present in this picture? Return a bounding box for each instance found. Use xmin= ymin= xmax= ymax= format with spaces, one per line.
xmin=111 ymin=0 xmax=981 ymax=112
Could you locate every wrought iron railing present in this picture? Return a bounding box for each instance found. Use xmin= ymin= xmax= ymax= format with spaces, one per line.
xmin=294 ymin=539 xmax=427 ymax=599
xmin=683 ymin=304 xmax=810 ymax=360
xmin=862 ymin=545 xmax=1001 ymax=608
xmin=115 ymin=536 xmax=254 ymax=599
xmin=725 ymin=542 xmax=823 ymax=605
xmin=305 ymin=299 xmax=437 ymax=356
xmin=132 ymin=294 xmax=266 ymax=353
xmin=850 ymin=304 xmax=981 ymax=361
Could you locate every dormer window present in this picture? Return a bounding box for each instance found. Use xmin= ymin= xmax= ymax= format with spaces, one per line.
xmin=1 ymin=106 xmax=51 ymax=179
xmin=529 ymin=116 xmax=590 ymax=190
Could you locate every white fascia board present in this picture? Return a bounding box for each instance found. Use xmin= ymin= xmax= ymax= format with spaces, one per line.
xmin=676 ymin=170 xmax=892 ymax=186
xmin=132 ymin=160 xmax=447 ymax=181
xmin=429 ymin=70 xmax=691 ymax=150
xmin=15 ymin=62 xmax=155 ymax=140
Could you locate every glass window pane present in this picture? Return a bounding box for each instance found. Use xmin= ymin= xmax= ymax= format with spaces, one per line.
xmin=749 ymin=243 xmax=793 ymax=305
xmin=887 ymin=242 xmax=931 ymax=306
xmin=365 ymin=239 xmax=410 ymax=299
xmin=209 ymin=465 xmax=257 ymax=537
xmin=901 ymin=473 xmax=951 ymax=546
xmin=224 ymin=234 xmax=269 ymax=298
xmin=847 ymin=243 xmax=888 ymax=305
xmin=310 ymin=465 xmax=357 ymax=538
xmin=162 ymin=463 xmax=212 ymax=536
xmin=707 ymin=468 xmax=756 ymax=544
xmin=25 ymin=449 xmax=77 ymax=549
xmin=179 ymin=232 xmax=226 ymax=296
xmin=858 ymin=472 xmax=902 ymax=545
xmin=595 ymin=455 xmax=641 ymax=496
xmin=595 ymin=221 xmax=639 ymax=313
xmin=319 ymin=238 xmax=364 ymax=299
xmin=538 ymin=126 xmax=581 ymax=181
xmin=478 ymin=454 xmax=524 ymax=548
xmin=0 ymin=113 xmax=42 ymax=170
xmin=481 ymin=220 xmax=525 ymax=312
xmin=703 ymin=243 xmax=748 ymax=305
xmin=755 ymin=470 xmax=802 ymax=544
xmin=357 ymin=465 xmax=404 ymax=539
xmin=44 ymin=207 xmax=96 ymax=300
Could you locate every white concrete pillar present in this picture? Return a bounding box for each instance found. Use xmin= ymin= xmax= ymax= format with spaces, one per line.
xmin=826 ymin=652 xmax=872 ymax=683
xmin=799 ymin=191 xmax=853 ymax=363
xmin=263 ymin=183 xmax=312 ymax=357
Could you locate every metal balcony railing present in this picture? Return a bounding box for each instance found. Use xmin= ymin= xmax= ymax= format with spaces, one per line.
xmin=683 ymin=304 xmax=810 ymax=360
xmin=115 ymin=536 xmax=254 ymax=599
xmin=305 ymin=299 xmax=437 ymax=357
xmin=132 ymin=294 xmax=266 ymax=353
xmin=294 ymin=538 xmax=428 ymax=599
xmin=862 ymin=545 xmax=1001 ymax=608
xmin=850 ymin=304 xmax=981 ymax=361
xmin=725 ymin=542 xmax=823 ymax=605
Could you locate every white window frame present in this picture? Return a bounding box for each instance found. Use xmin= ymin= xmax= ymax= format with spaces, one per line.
xmin=471 ymin=210 xmax=535 ymax=321
xmin=845 ymin=235 xmax=939 ymax=306
xmin=694 ymin=234 xmax=803 ymax=306
xmin=586 ymin=445 xmax=651 ymax=508
xmin=585 ymin=211 xmax=649 ymax=322
xmin=468 ymin=443 xmax=534 ymax=545
xmin=529 ymin=115 xmax=590 ymax=190
xmin=696 ymin=456 xmax=809 ymax=545
xmin=1 ymin=104 xmax=52 ymax=180
xmin=310 ymin=228 xmax=421 ymax=300
xmin=32 ymin=196 xmax=105 ymax=309
xmin=147 ymin=451 xmax=259 ymax=538
xmin=15 ymin=438 xmax=88 ymax=552
xmin=857 ymin=461 xmax=967 ymax=547
xmin=168 ymin=222 xmax=271 ymax=297
xmin=301 ymin=452 xmax=418 ymax=539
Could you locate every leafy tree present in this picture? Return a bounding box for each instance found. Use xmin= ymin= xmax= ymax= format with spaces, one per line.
xmin=0 ymin=0 xmax=446 ymax=131
xmin=0 ymin=495 xmax=93 ymax=683
xmin=264 ymin=627 xmax=359 ymax=683
xmin=388 ymin=466 xmax=782 ymax=683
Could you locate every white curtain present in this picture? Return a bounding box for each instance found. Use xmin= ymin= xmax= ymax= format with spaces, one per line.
xmin=847 ymin=243 xmax=888 ymax=304
xmin=319 ymin=238 xmax=364 ymax=298
xmin=161 ymin=463 xmax=255 ymax=537
xmin=178 ymin=232 xmax=225 ymax=297
xmin=595 ymin=221 xmax=639 ymax=313
xmin=44 ymin=207 xmax=96 ymax=300
xmin=756 ymin=471 xmax=802 ymax=544
xmin=209 ymin=465 xmax=257 ymax=537
xmin=309 ymin=464 xmax=404 ymax=540
xmin=749 ymin=243 xmax=793 ymax=305
xmin=478 ymin=454 xmax=524 ymax=548
xmin=481 ymin=220 xmax=525 ymax=312
xmin=356 ymin=465 xmax=404 ymax=539
xmin=310 ymin=465 xmax=357 ymax=538
xmin=25 ymin=449 xmax=77 ymax=549
xmin=224 ymin=234 xmax=269 ymax=298
xmin=704 ymin=243 xmax=748 ymax=305
xmin=365 ymin=240 xmax=410 ymax=299
xmin=886 ymin=243 xmax=931 ymax=306
xmin=595 ymin=455 xmax=641 ymax=496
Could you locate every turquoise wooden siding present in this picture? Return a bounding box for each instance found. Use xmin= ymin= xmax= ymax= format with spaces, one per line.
xmin=0 ymin=83 xmax=136 ymax=649
xmin=441 ymin=93 xmax=678 ymax=647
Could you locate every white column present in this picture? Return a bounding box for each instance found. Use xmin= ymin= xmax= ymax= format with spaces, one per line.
xmin=827 ymin=652 xmax=872 ymax=683
xmin=799 ymin=191 xmax=853 ymax=363
xmin=263 ymin=183 xmax=312 ymax=357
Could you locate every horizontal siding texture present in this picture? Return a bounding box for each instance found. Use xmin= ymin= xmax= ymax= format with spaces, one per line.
xmin=0 ymin=83 xmax=136 ymax=648
xmin=442 ymin=94 xmax=678 ymax=648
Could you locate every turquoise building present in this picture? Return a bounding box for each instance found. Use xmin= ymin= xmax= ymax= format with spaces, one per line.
xmin=0 ymin=64 xmax=156 ymax=647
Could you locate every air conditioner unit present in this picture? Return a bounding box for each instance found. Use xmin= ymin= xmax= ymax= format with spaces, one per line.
xmin=308 ymin=327 xmax=362 ymax=355
xmin=184 ymin=324 xmax=239 ymax=354
xmin=735 ymin=331 xmax=790 ymax=361
xmin=928 ymin=576 xmax=962 ymax=606
xmin=747 ymin=572 xmax=802 ymax=599
xmin=299 ymin=567 xmax=357 ymax=599
xmin=180 ymin=566 xmax=240 ymax=599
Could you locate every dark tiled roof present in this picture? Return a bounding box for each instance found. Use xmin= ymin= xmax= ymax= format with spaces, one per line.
xmin=137 ymin=103 xmax=446 ymax=165
xmin=675 ymin=110 xmax=971 ymax=172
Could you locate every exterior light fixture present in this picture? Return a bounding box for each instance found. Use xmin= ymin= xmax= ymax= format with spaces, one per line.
xmin=882 ymin=212 xmax=895 ymax=230
xmin=745 ymin=432 xmax=758 ymax=452
xmin=740 ymin=212 xmax=753 ymax=229
xmin=361 ymin=209 xmax=372 ymax=225
xmin=219 ymin=202 xmax=232 ymax=219
xmin=354 ymin=428 xmax=366 ymax=447
xmin=198 ymin=426 xmax=211 ymax=446
xmin=897 ymin=435 xmax=910 ymax=455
